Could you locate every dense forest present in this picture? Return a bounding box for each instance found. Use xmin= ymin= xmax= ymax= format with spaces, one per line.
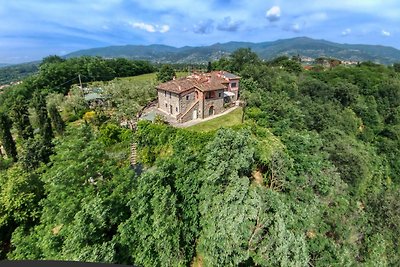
xmin=0 ymin=50 xmax=399 ymax=266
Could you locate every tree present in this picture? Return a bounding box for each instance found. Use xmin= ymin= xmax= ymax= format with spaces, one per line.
xmin=0 ymin=165 xmax=44 ymax=259
xmin=10 ymin=100 xmax=34 ymax=140
xmin=156 ymin=65 xmax=176 ymax=83
xmin=40 ymin=55 xmax=65 ymax=67
xmin=197 ymin=129 xmax=309 ymax=266
xmin=230 ymin=48 xmax=260 ymax=72
xmin=394 ymin=62 xmax=400 ymax=72
xmin=0 ymin=112 xmax=17 ymax=161
xmin=282 ymin=59 xmax=302 ymax=74
xmin=48 ymin=104 xmax=65 ymax=135
xmin=31 ymin=92 xmax=54 ymax=141
xmin=28 ymin=92 xmax=54 ymax=165
xmin=206 ymin=61 xmax=212 ymax=72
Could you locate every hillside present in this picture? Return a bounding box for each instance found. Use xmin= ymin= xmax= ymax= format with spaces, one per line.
xmin=0 ymin=61 xmax=39 ymax=85
xmin=66 ymin=37 xmax=400 ymax=65
xmin=1 ymin=51 xmax=400 ymax=266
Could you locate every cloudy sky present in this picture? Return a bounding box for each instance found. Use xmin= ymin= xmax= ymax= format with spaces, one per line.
xmin=1 ymin=0 xmax=399 ymax=63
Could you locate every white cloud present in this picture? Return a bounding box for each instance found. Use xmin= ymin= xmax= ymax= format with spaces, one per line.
xmin=130 ymin=22 xmax=170 ymax=33
xmin=292 ymin=23 xmax=300 ymax=32
xmin=160 ymin=25 xmax=170 ymax=33
xmin=381 ymin=29 xmax=391 ymax=36
xmin=266 ymin=6 xmax=281 ymax=22
xmin=342 ymin=28 xmax=351 ymax=36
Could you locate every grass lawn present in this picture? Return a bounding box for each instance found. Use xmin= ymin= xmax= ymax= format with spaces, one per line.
xmin=186 ymin=107 xmax=243 ymax=132
xmin=93 ymin=71 xmax=188 ymax=84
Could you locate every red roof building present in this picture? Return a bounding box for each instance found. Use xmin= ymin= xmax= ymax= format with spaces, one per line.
xmin=156 ymin=71 xmax=240 ymax=123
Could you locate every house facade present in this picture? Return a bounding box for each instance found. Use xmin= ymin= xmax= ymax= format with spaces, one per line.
xmin=156 ymin=71 xmax=240 ymax=123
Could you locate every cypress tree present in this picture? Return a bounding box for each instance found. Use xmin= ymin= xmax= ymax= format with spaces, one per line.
xmin=0 ymin=112 xmax=18 ymax=161
xmin=31 ymin=92 xmax=54 ymax=141
xmin=207 ymin=61 xmax=212 ymax=73
xmin=11 ymin=100 xmax=34 ymax=140
xmin=48 ymin=104 xmax=65 ymax=135
xmin=30 ymin=92 xmax=54 ymax=164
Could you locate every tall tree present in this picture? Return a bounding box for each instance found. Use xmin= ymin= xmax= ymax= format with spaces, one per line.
xmin=31 ymin=92 xmax=54 ymax=141
xmin=10 ymin=99 xmax=34 ymax=140
xmin=206 ymin=61 xmax=212 ymax=72
xmin=156 ymin=65 xmax=176 ymax=83
xmin=230 ymin=48 xmax=260 ymax=72
xmin=48 ymin=104 xmax=65 ymax=135
xmin=30 ymin=92 xmax=54 ymax=164
xmin=0 ymin=112 xmax=17 ymax=161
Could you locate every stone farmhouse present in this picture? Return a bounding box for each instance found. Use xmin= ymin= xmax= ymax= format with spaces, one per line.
xmin=156 ymin=71 xmax=240 ymax=123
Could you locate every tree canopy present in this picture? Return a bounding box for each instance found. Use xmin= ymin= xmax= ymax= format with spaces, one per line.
xmin=0 ymin=51 xmax=400 ymax=266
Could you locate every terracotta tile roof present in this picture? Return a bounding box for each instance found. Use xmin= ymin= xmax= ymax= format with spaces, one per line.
xmin=156 ymin=71 xmax=239 ymax=94
xmin=156 ymin=77 xmax=197 ymax=94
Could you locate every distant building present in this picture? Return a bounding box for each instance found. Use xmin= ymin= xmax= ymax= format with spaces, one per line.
xmin=156 ymin=71 xmax=240 ymax=123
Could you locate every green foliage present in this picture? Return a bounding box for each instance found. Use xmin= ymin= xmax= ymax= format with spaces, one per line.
xmin=48 ymin=104 xmax=65 ymax=135
xmin=0 ymin=112 xmax=17 ymax=161
xmin=98 ymin=123 xmax=127 ymax=145
xmin=9 ymin=125 xmax=134 ymax=262
xmin=206 ymin=61 xmax=212 ymax=72
xmin=0 ymin=165 xmax=43 ymax=228
xmin=230 ymin=48 xmax=260 ymax=72
xmin=19 ymin=137 xmax=52 ymax=170
xmin=0 ymin=164 xmax=44 ymax=259
xmin=10 ymin=99 xmax=34 ymax=140
xmin=31 ymin=91 xmax=54 ymax=141
xmin=157 ymin=64 xmax=176 ymax=82
xmin=102 ymin=75 xmax=157 ymax=121
xmin=1 ymin=50 xmax=400 ymax=266
xmin=0 ymin=62 xmax=38 ymax=85
xmin=394 ymin=62 xmax=400 ymax=72
xmin=40 ymin=55 xmax=65 ymax=66
xmin=60 ymin=87 xmax=88 ymax=121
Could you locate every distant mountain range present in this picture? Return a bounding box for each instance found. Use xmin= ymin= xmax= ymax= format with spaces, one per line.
xmin=65 ymin=37 xmax=400 ymax=65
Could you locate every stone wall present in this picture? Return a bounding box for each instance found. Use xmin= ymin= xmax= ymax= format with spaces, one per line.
xmin=157 ymin=89 xmax=180 ymax=118
xmin=179 ymin=101 xmax=200 ymax=123
xmin=203 ymin=89 xmax=225 ymax=118
xmin=179 ymin=89 xmax=196 ymax=114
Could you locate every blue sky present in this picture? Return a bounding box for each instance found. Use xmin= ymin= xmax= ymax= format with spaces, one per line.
xmin=1 ymin=0 xmax=399 ymax=63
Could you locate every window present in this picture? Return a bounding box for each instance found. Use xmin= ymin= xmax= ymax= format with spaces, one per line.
xmin=218 ymin=92 xmax=222 ymax=98
xmin=186 ymin=95 xmax=189 ymax=100
xmin=205 ymin=91 xmax=216 ymax=99
xmin=176 ymin=107 xmax=178 ymax=112
xmin=231 ymin=82 xmax=237 ymax=88
xmin=165 ymin=103 xmax=168 ymax=107
xmin=164 ymin=90 xmax=167 ymax=97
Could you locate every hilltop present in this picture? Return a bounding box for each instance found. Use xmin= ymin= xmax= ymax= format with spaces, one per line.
xmin=66 ymin=37 xmax=400 ymax=65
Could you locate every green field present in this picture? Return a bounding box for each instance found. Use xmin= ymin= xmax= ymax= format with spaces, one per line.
xmin=113 ymin=71 xmax=187 ymax=83
xmin=186 ymin=107 xmax=243 ymax=132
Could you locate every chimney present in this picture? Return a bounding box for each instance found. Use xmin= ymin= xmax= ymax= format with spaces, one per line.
xmin=173 ymin=76 xmax=176 ymax=80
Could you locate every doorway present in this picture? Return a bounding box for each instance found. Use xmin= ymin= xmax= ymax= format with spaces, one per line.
xmin=208 ymin=106 xmax=214 ymax=116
